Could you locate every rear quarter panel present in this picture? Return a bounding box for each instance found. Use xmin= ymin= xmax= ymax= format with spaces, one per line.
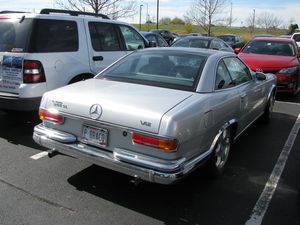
xmin=160 ymin=88 xmax=240 ymax=161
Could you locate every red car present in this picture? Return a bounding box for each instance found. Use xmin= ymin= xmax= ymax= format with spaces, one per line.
xmin=236 ymin=37 xmax=300 ymax=95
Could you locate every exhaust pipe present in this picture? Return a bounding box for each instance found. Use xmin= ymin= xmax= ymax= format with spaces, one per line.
xmin=48 ymin=149 xmax=59 ymax=158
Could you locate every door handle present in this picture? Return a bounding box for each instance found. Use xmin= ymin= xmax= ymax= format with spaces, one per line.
xmin=240 ymin=93 xmax=247 ymax=104
xmin=92 ymin=56 xmax=104 ymax=61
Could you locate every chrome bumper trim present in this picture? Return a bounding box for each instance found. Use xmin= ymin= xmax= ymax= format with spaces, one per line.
xmin=33 ymin=124 xmax=211 ymax=184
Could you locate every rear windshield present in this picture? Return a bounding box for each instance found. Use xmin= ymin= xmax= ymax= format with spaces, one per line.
xmin=0 ymin=17 xmax=33 ymax=52
xmin=98 ymin=51 xmax=206 ymax=91
xmin=0 ymin=17 xmax=78 ymax=53
xmin=172 ymin=38 xmax=209 ymax=48
xmin=242 ymin=40 xmax=295 ymax=56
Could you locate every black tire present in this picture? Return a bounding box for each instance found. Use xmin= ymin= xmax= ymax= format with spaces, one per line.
xmin=207 ymin=127 xmax=232 ymax=178
xmin=261 ymin=92 xmax=275 ymax=124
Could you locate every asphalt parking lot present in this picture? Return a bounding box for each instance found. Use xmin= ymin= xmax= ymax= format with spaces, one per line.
xmin=0 ymin=94 xmax=299 ymax=225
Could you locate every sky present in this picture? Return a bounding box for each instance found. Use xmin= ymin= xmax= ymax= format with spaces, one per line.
xmin=1 ymin=0 xmax=300 ymax=28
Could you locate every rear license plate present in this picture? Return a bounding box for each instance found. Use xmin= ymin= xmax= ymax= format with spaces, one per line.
xmin=82 ymin=125 xmax=108 ymax=147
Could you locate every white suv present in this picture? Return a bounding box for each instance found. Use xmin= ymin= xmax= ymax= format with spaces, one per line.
xmin=291 ymin=32 xmax=300 ymax=49
xmin=0 ymin=9 xmax=150 ymax=111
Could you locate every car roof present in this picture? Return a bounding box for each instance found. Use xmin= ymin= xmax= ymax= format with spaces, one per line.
xmin=136 ymin=46 xmax=234 ymax=57
xmin=253 ymin=37 xmax=295 ymax=43
xmin=0 ymin=10 xmax=138 ymax=28
xmin=178 ymin=36 xmax=216 ymax=41
xmin=218 ymin=34 xmax=239 ymax=37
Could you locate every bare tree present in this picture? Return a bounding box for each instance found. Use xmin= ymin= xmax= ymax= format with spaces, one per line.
xmin=55 ymin=0 xmax=136 ymax=19
xmin=256 ymin=12 xmax=283 ymax=32
xmin=245 ymin=9 xmax=256 ymax=35
xmin=184 ymin=0 xmax=229 ymax=35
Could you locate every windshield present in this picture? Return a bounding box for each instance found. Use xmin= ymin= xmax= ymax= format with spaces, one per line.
xmin=0 ymin=17 xmax=33 ymax=52
xmin=172 ymin=38 xmax=209 ymax=48
xmin=97 ymin=51 xmax=206 ymax=91
xmin=242 ymin=40 xmax=295 ymax=56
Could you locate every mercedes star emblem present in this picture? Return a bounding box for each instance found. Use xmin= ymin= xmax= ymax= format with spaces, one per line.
xmin=89 ymin=104 xmax=102 ymax=120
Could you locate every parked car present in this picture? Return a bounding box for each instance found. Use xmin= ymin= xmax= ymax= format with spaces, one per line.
xmin=171 ymin=36 xmax=234 ymax=52
xmin=33 ymin=47 xmax=276 ymax=185
xmin=0 ymin=9 xmax=150 ymax=111
xmin=150 ymin=29 xmax=175 ymax=45
xmin=141 ymin=32 xmax=169 ymax=47
xmin=237 ymin=37 xmax=300 ymax=95
xmin=217 ymin=34 xmax=245 ymax=48
xmin=291 ymin=32 xmax=300 ymax=49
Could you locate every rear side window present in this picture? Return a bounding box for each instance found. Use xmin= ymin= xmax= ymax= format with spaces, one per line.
xmin=88 ymin=22 xmax=121 ymax=51
xmin=223 ymin=57 xmax=252 ymax=85
xmin=29 ymin=19 xmax=78 ymax=52
xmin=0 ymin=17 xmax=33 ymax=52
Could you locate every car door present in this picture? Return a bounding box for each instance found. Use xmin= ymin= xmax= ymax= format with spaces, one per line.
xmin=223 ymin=57 xmax=264 ymax=132
xmin=86 ymin=21 xmax=126 ymax=74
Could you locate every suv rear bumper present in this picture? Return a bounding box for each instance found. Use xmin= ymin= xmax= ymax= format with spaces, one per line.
xmin=0 ymin=93 xmax=41 ymax=111
xmin=33 ymin=124 xmax=212 ymax=184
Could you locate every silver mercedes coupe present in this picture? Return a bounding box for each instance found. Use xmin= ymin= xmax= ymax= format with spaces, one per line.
xmin=33 ymin=47 xmax=277 ymax=184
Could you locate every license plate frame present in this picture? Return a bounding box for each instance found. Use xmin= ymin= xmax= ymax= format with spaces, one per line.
xmin=82 ymin=125 xmax=108 ymax=147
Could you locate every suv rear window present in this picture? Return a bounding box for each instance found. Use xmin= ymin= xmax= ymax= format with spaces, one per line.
xmin=0 ymin=17 xmax=33 ymax=52
xmin=29 ymin=19 xmax=78 ymax=52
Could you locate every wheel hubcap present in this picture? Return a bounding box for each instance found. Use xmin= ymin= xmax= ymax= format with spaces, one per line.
xmin=215 ymin=129 xmax=230 ymax=169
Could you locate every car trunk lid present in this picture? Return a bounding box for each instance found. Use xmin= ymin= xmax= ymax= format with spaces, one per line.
xmin=43 ymin=79 xmax=193 ymax=134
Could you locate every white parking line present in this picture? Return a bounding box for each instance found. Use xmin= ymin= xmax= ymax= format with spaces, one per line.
xmin=30 ymin=151 xmax=49 ymax=160
xmin=245 ymin=114 xmax=300 ymax=225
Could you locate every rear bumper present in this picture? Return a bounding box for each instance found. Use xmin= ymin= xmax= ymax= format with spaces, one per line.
xmin=33 ymin=124 xmax=212 ymax=185
xmin=0 ymin=92 xmax=41 ymax=111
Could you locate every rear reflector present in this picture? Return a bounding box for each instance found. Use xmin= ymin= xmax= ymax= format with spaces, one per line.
xmin=132 ymin=132 xmax=178 ymax=151
xmin=23 ymin=60 xmax=46 ymax=83
xmin=39 ymin=108 xmax=64 ymax=124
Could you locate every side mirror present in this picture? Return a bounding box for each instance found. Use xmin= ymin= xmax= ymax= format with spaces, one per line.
xmin=234 ymin=48 xmax=241 ymax=54
xmin=256 ymin=72 xmax=266 ymax=81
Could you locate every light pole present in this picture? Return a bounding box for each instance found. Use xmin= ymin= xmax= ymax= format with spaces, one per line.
xmin=139 ymin=4 xmax=143 ymax=31
xmin=156 ymin=0 xmax=159 ymax=30
xmin=142 ymin=1 xmax=149 ymax=31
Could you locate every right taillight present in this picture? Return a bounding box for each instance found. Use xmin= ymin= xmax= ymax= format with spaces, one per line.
xmin=132 ymin=132 xmax=178 ymax=151
xmin=23 ymin=60 xmax=46 ymax=83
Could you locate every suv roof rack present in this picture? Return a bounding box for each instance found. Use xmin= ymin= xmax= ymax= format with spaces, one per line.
xmin=0 ymin=11 xmax=27 ymax=14
xmin=40 ymin=8 xmax=110 ymax=19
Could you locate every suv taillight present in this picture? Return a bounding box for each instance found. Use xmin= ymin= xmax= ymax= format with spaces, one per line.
xmin=23 ymin=60 xmax=46 ymax=83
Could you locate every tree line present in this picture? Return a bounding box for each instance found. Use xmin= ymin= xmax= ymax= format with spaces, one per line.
xmin=55 ymin=0 xmax=298 ymax=35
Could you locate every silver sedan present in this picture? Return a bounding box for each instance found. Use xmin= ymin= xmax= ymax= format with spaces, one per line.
xmin=33 ymin=47 xmax=276 ymax=184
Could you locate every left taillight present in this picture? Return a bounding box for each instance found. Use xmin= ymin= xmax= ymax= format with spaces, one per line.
xmin=39 ymin=108 xmax=64 ymax=124
xmin=23 ymin=60 xmax=46 ymax=83
xmin=132 ymin=132 xmax=178 ymax=151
